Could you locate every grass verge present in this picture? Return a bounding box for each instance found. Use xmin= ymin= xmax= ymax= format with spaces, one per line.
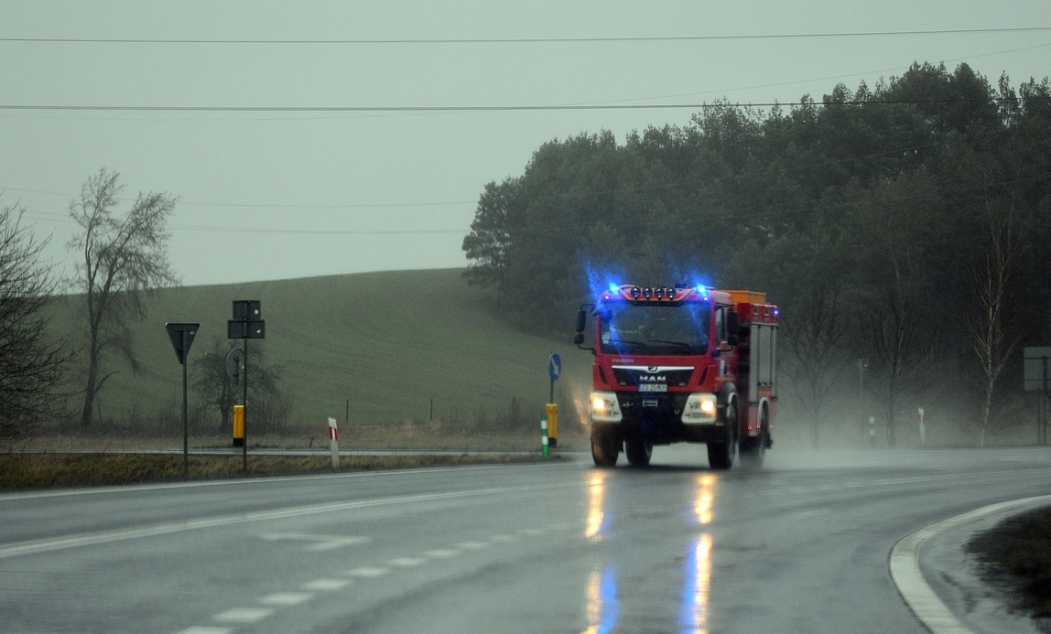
xmin=0 ymin=452 xmax=555 ymax=492
xmin=967 ymin=505 xmax=1051 ymax=619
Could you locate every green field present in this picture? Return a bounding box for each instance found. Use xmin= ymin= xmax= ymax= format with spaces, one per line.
xmin=47 ymin=268 xmax=593 ymax=439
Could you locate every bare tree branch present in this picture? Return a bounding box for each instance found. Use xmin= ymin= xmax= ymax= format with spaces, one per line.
xmin=0 ymin=199 xmax=70 ymax=437
xmin=66 ymin=168 xmax=180 ymax=427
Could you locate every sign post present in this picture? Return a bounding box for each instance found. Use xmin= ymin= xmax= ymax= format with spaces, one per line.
xmin=165 ymin=322 xmax=199 ymax=476
xmin=229 ymin=301 xmax=265 ymax=471
xmin=1024 ymin=347 xmax=1051 ymax=444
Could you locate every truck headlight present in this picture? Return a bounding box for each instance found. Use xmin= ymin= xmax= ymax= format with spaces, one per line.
xmin=682 ymin=393 xmax=718 ymax=424
xmin=590 ymin=392 xmax=622 ymax=422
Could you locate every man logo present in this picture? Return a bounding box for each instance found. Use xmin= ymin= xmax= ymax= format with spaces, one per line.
xmin=639 ymin=374 xmax=667 ymax=383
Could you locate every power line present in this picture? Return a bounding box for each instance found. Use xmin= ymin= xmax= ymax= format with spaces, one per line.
xmin=2 ymin=27 xmax=1050 ymax=45
xmin=172 ymin=224 xmax=465 ymax=236
xmin=0 ymin=98 xmax=1036 ymax=114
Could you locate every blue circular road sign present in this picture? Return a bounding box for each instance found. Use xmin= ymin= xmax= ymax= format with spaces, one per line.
xmin=548 ymin=352 xmax=562 ymax=381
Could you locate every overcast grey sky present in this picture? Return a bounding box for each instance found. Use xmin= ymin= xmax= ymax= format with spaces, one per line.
xmin=2 ymin=1 xmax=1049 ymax=286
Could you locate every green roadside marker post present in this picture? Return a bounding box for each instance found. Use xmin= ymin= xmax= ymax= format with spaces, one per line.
xmin=541 ymin=415 xmax=549 ymax=458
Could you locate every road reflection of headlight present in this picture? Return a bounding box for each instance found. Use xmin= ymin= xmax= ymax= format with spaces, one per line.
xmin=693 ymin=474 xmax=716 ymax=525
xmin=585 ymin=473 xmax=608 ymax=541
xmin=681 ymin=533 xmax=712 ymax=634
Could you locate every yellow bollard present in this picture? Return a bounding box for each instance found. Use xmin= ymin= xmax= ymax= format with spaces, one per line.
xmin=232 ymin=404 xmax=245 ymax=447
xmin=545 ymin=403 xmax=558 ymax=448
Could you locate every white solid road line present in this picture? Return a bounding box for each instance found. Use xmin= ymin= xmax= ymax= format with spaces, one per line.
xmin=890 ymin=494 xmax=1051 ymax=634
xmin=0 ymin=483 xmax=570 ymax=560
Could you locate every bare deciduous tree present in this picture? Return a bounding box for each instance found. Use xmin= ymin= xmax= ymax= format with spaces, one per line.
xmin=0 ymin=200 xmax=68 ymax=438
xmin=965 ymin=167 xmax=1027 ymax=446
xmin=67 ymin=169 xmax=179 ymax=427
xmin=192 ymin=337 xmax=292 ymax=434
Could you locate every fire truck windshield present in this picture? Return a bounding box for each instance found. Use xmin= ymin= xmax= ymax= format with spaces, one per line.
xmin=599 ymin=301 xmax=711 ymax=356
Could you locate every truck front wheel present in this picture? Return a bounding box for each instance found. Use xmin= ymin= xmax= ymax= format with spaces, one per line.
xmin=625 ymin=439 xmax=653 ymax=467
xmin=591 ymin=435 xmax=620 ymax=468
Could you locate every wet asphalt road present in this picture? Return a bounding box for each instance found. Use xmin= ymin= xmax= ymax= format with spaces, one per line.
xmin=1 ymin=446 xmax=1049 ymax=634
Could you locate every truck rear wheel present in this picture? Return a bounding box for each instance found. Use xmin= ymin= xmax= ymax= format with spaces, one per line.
xmin=625 ymin=439 xmax=653 ymax=467
xmin=707 ymin=399 xmax=738 ymax=470
xmin=591 ymin=435 xmax=620 ymax=467
xmin=740 ymin=407 xmax=769 ymax=468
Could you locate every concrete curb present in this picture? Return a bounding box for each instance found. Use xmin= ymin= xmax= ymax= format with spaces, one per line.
xmin=890 ymin=495 xmax=1051 ymax=634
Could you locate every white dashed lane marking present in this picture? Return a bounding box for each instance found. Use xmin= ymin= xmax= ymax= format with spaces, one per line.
xmin=259 ymin=533 xmax=369 ymax=551
xmin=389 ymin=556 xmax=426 ymax=567
xmin=424 ymin=548 xmax=459 ymax=558
xmin=303 ymin=578 xmax=351 ymax=591
xmin=213 ymin=608 xmax=275 ymax=624
xmin=346 ymin=566 xmax=390 ymax=578
xmin=261 ymin=592 xmax=314 ymax=606
xmin=173 ymin=523 xmax=575 ymax=634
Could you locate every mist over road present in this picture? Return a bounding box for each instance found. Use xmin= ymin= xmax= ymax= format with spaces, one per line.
xmin=1 ymin=447 xmax=1047 ymax=633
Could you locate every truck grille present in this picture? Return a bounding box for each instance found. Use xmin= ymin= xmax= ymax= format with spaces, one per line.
xmin=617 ymin=393 xmax=691 ymax=425
xmin=612 ymin=367 xmax=694 ymax=388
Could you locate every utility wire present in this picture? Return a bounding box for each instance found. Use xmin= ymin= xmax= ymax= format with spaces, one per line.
xmin=2 ymin=27 xmax=1050 ymax=45
xmin=0 ymin=98 xmax=1038 ymax=114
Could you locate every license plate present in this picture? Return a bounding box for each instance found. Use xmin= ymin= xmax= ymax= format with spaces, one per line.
xmin=639 ymin=383 xmax=667 ymax=393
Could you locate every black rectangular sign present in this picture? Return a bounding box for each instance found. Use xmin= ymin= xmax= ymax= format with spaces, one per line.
xmin=228 ymin=319 xmax=265 ymax=340
xmin=232 ymin=300 xmax=261 ymax=322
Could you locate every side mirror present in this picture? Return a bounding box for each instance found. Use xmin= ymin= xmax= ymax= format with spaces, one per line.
xmin=727 ymin=310 xmax=739 ymax=336
xmin=574 ymin=305 xmax=595 ymax=352
xmin=726 ymin=310 xmax=740 ymax=347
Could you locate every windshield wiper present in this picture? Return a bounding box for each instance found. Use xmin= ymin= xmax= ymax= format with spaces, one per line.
xmin=649 ymin=339 xmax=701 ymax=353
xmin=650 ymin=339 xmax=692 ymax=349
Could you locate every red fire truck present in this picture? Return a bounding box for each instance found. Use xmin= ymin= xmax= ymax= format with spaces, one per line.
xmin=574 ymin=284 xmax=779 ymax=469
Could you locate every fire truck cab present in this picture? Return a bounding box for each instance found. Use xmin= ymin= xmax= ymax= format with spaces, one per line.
xmin=574 ymin=284 xmax=779 ymax=469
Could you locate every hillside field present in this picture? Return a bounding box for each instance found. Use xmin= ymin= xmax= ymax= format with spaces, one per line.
xmin=44 ymin=269 xmax=594 ymax=442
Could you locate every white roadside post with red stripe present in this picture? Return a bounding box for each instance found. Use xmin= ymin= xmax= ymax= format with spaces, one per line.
xmin=327 ymin=417 xmax=340 ymax=469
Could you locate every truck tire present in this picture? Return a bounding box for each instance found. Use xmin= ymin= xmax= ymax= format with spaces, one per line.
xmin=625 ymin=439 xmax=653 ymax=467
xmin=591 ymin=435 xmax=620 ymax=468
xmin=740 ymin=407 xmax=768 ymax=468
xmin=707 ymin=398 xmax=738 ymax=470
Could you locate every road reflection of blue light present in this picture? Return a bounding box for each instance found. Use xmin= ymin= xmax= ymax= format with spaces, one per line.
xmin=680 ymin=533 xmax=712 ymax=634
xmin=582 ymin=471 xmax=618 ymax=634
xmin=682 ymin=474 xmax=715 ymax=633
xmin=581 ymin=472 xmax=715 ymax=634
xmin=583 ymin=566 xmax=619 ymax=634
